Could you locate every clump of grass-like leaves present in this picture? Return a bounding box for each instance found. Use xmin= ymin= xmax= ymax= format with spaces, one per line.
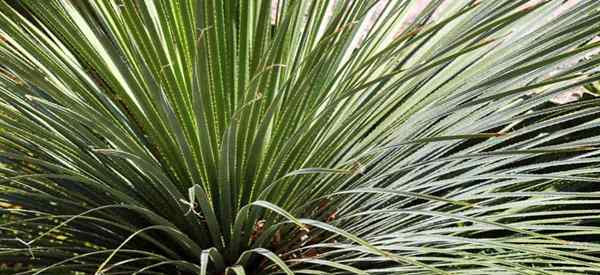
xmin=1 ymin=0 xmax=600 ymax=274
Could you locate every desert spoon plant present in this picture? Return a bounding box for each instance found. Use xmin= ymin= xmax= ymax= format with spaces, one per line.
xmin=1 ymin=0 xmax=600 ymax=274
